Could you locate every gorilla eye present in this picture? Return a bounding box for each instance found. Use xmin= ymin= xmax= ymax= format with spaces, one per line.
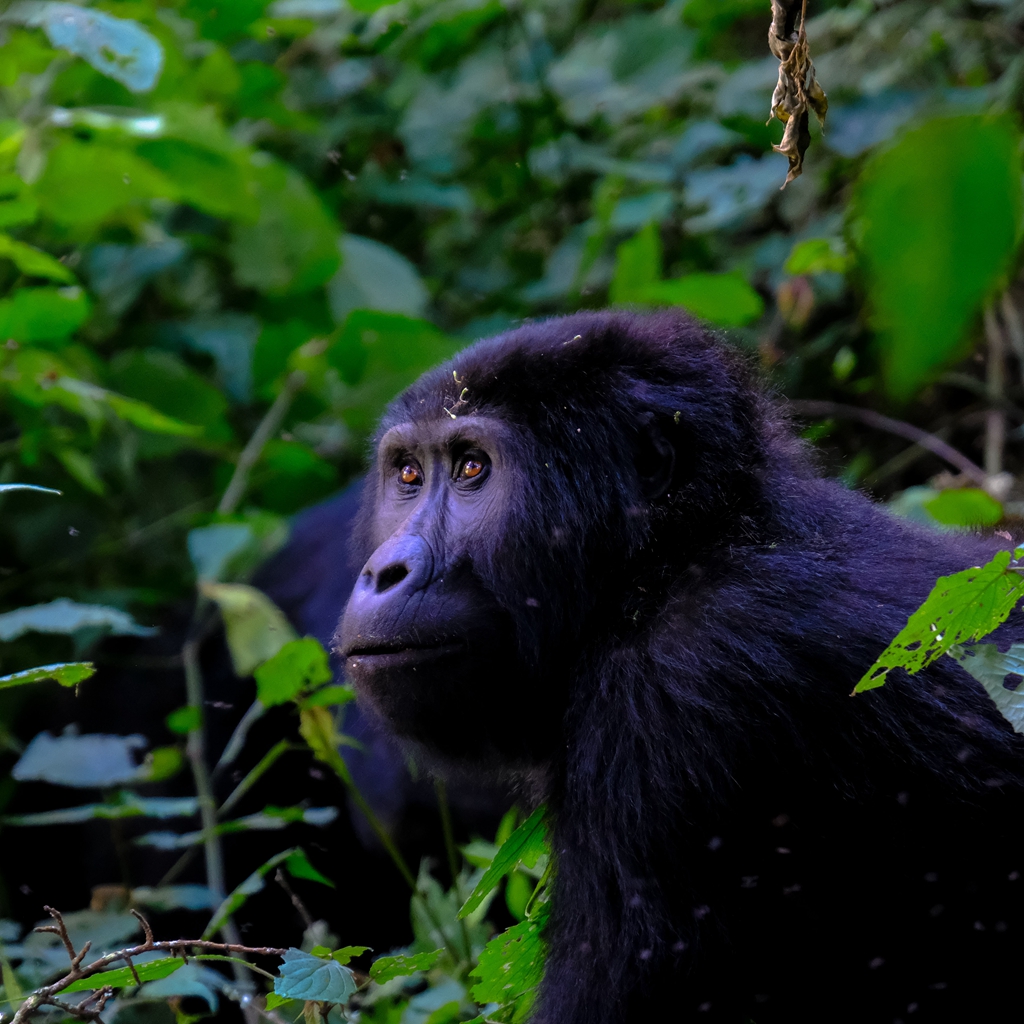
xmin=461 ymin=458 xmax=484 ymax=479
xmin=399 ymin=463 xmax=422 ymax=486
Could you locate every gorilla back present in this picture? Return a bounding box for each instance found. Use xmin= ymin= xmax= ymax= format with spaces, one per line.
xmin=337 ymin=310 xmax=1024 ymax=1023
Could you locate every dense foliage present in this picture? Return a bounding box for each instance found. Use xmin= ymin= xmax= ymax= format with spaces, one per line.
xmin=2 ymin=0 xmax=1024 ymax=1021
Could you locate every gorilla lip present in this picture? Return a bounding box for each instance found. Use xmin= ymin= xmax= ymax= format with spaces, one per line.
xmin=345 ymin=640 xmax=464 ymax=668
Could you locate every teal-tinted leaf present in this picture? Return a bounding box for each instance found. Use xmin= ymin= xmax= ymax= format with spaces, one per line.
xmin=12 ymin=729 xmax=148 ymax=787
xmin=855 ymin=115 xmax=1024 ymax=402
xmin=285 ymin=848 xmax=335 ymax=888
xmin=459 ymin=806 xmax=547 ymax=919
xmin=948 ymin=642 xmax=1024 ymax=734
xmin=188 ymin=525 xmax=255 ymax=584
xmin=0 ymin=661 xmax=93 ymax=690
xmin=0 ymin=598 xmax=156 ymax=641
xmin=274 ymin=948 xmax=356 ymax=1004
xmin=369 ymin=949 xmax=444 ymax=984
xmin=200 ymin=583 xmax=297 ymax=676
xmin=327 ymin=234 xmax=428 ymax=324
xmin=139 ymin=960 xmax=223 ymax=1012
xmin=684 ymin=154 xmax=789 ymax=233
xmin=0 ymin=233 xmax=74 ymax=282
xmin=0 ymin=483 xmax=61 ymax=495
xmin=131 ymin=885 xmax=214 ymax=911
xmin=924 ymin=488 xmax=1003 ymax=529
xmin=0 ymin=285 xmax=89 ymax=342
xmin=856 ymin=550 xmax=1024 ymax=692
xmin=230 ymin=160 xmax=339 ymax=296
xmin=642 ymin=273 xmax=764 ymax=326
xmin=12 ymin=2 xmax=164 ymax=92
xmin=254 ymin=637 xmax=332 ymax=707
xmin=164 ymin=314 xmax=261 ymax=404
xmin=86 ymin=241 xmax=185 ymax=316
xmin=63 ymin=957 xmax=185 ymax=993
xmin=3 ymin=793 xmax=197 ymax=826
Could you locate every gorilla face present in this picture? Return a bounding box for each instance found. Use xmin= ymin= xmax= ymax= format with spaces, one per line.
xmin=337 ymin=416 xmax=542 ymax=766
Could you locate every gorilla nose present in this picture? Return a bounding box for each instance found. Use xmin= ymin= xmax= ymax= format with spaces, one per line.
xmin=352 ymin=533 xmax=434 ymax=609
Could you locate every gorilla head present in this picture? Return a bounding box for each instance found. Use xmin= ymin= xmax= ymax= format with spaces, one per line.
xmin=337 ymin=309 xmax=1024 ymax=1023
xmin=337 ymin=310 xmax=770 ymax=770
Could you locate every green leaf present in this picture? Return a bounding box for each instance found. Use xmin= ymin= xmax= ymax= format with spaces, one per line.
xmin=33 ymin=139 xmax=178 ymax=227
xmin=274 ymin=948 xmax=357 ymax=1004
xmin=0 ymin=661 xmax=94 ymax=690
xmin=166 ymin=705 xmax=202 ymax=735
xmin=609 ymin=223 xmax=661 ymax=304
xmin=0 ymin=286 xmax=89 ymax=341
xmin=855 ymin=115 xmax=1024 ymax=402
xmin=58 ymin=378 xmax=204 ymax=437
xmin=265 ymin=993 xmax=291 ymax=1011
xmin=137 ymin=139 xmax=251 ymax=220
xmin=200 ymin=583 xmax=297 ymax=676
xmin=0 ymin=234 xmax=74 ymax=282
xmin=855 ymin=550 xmax=1024 ymax=692
xmin=785 ymin=238 xmax=849 ymax=276
xmin=328 ymin=946 xmax=370 ymax=966
xmin=230 ymin=159 xmax=340 ymax=295
xmin=459 ymin=806 xmax=547 ymax=919
xmin=948 ymin=642 xmax=1024 ymax=734
xmin=369 ymin=949 xmax=444 ymax=984
xmin=328 ymin=234 xmax=428 ymax=323
xmin=923 ymin=488 xmax=1003 ymax=529
xmin=641 ymin=272 xmax=764 ymax=326
xmin=299 ymin=685 xmax=356 ymax=709
xmin=254 ymin=637 xmax=332 ymax=707
xmin=63 ymin=957 xmax=186 ymax=993
xmin=285 ymin=848 xmax=335 ymax=888
xmin=469 ymin=899 xmax=550 ymax=1020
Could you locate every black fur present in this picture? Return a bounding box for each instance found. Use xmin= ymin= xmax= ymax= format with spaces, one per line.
xmin=341 ymin=310 xmax=1024 ymax=1023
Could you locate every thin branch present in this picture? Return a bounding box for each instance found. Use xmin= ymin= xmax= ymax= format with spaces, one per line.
xmin=984 ymin=305 xmax=1006 ymax=477
xmin=788 ymin=400 xmax=988 ymax=485
xmin=1001 ymin=291 xmax=1024 ymax=387
xmin=217 ymin=371 xmax=306 ymax=515
xmin=8 ymin=906 xmax=286 ymax=1024
xmin=274 ymin=869 xmax=314 ymax=930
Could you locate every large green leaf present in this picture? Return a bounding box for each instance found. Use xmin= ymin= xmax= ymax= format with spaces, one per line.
xmin=64 ymin=958 xmax=185 ymax=993
xmin=200 ymin=583 xmax=297 ymax=676
xmin=855 ymin=549 xmax=1024 ymax=692
xmin=855 ymin=115 xmax=1024 ymax=402
xmin=0 ymin=661 xmax=94 ymax=690
xmin=0 ymin=286 xmax=89 ymax=342
xmin=230 ymin=159 xmax=340 ymax=295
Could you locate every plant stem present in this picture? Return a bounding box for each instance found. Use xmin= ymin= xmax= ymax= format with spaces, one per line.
xmin=1001 ymin=292 xmax=1024 ymax=387
xmin=217 ymin=371 xmax=305 ymax=516
xmin=435 ymin=779 xmax=472 ymax=965
xmin=984 ymin=304 xmax=1006 ymax=478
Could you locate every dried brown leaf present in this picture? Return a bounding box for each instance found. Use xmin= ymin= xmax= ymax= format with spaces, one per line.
xmin=768 ymin=0 xmax=828 ymax=186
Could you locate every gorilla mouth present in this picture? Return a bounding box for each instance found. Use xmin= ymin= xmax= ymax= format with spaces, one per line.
xmin=345 ymin=640 xmax=464 ymax=667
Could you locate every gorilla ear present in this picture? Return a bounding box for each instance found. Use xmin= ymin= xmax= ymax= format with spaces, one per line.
xmin=634 ymin=412 xmax=677 ymax=499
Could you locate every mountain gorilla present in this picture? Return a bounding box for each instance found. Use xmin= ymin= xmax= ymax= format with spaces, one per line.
xmin=336 ymin=310 xmax=1024 ymax=1023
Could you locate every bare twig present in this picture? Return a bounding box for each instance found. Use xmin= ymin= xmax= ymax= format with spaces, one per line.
xmin=217 ymin=371 xmax=306 ymax=515
xmin=274 ymin=869 xmax=314 ymax=930
xmin=1001 ymin=291 xmax=1024 ymax=387
xmin=8 ymin=906 xmax=286 ymax=1024
xmin=788 ymin=400 xmax=988 ymax=485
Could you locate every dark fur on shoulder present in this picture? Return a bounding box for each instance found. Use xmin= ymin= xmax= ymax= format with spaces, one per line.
xmin=351 ymin=310 xmax=1024 ymax=1022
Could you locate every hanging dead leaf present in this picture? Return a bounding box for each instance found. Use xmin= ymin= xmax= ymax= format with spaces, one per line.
xmin=768 ymin=0 xmax=828 ymax=186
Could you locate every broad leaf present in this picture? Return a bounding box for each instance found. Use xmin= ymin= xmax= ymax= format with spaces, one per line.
xmin=274 ymin=948 xmax=356 ymax=1004
xmin=254 ymin=637 xmax=332 ymax=707
xmin=200 ymin=583 xmax=297 ymax=676
xmin=63 ymin=957 xmax=185 ymax=993
xmin=12 ymin=729 xmax=149 ymax=787
xmin=855 ymin=550 xmax=1024 ymax=692
xmin=923 ymin=489 xmax=1003 ymax=529
xmin=0 ymin=662 xmax=94 ymax=690
xmin=0 ymin=234 xmax=74 ymax=282
xmin=459 ymin=806 xmax=547 ymax=919
xmin=0 ymin=599 xmax=155 ymax=641
xmin=948 ymin=642 xmax=1024 ymax=734
xmin=369 ymin=949 xmax=444 ymax=984
xmin=855 ymin=115 xmax=1024 ymax=402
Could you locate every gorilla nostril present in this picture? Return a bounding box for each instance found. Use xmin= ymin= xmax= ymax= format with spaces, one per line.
xmin=375 ymin=562 xmax=409 ymax=593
